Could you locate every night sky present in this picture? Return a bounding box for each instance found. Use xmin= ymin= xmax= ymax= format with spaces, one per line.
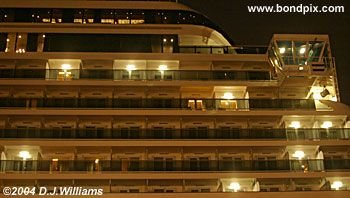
xmin=180 ymin=0 xmax=350 ymax=105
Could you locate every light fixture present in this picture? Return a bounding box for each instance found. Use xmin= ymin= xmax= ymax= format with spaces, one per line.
xmin=170 ymin=38 xmax=174 ymax=43
xmin=18 ymin=151 xmax=31 ymax=160
xmin=321 ymin=121 xmax=332 ymax=129
xmin=290 ymin=121 xmax=301 ymax=129
xmin=52 ymin=158 xmax=59 ymax=162
xmin=42 ymin=34 xmax=46 ymax=38
xmin=298 ymin=66 xmax=304 ymax=71
xmin=158 ymin=65 xmax=168 ymax=71
xmin=222 ymin=92 xmax=235 ymax=100
xmin=163 ymin=38 xmax=167 ymax=42
xmin=292 ymin=150 xmax=305 ymax=159
xmin=18 ymin=35 xmax=22 ymax=39
xmin=61 ymin=64 xmax=71 ymax=70
xmin=331 ymin=181 xmax=343 ymax=190
xmin=279 ymin=47 xmax=286 ymax=54
xmin=126 ymin=64 xmax=136 ymax=71
xmin=299 ymin=47 xmax=306 ymax=54
xmin=6 ymin=38 xmax=10 ymax=42
xmin=320 ymin=87 xmax=330 ymax=97
xmin=228 ymin=182 xmax=241 ymax=192
xmin=95 ymin=159 xmax=99 ymax=164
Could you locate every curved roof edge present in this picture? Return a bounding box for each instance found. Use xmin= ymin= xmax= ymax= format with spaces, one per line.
xmin=0 ymin=0 xmax=193 ymax=10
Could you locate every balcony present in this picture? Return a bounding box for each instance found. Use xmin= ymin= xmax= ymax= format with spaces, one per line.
xmin=0 ymin=98 xmax=316 ymax=110
xmin=0 ymin=159 xmax=348 ymax=172
xmin=1 ymin=128 xmax=349 ymax=141
xmin=0 ymin=69 xmax=272 ymax=81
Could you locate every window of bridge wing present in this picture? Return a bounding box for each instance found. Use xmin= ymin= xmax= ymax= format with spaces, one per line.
xmin=116 ymin=10 xmax=130 ymax=24
xmin=130 ymin=10 xmax=145 ymax=24
xmin=74 ymin=9 xmax=95 ymax=24
xmin=0 ymin=9 xmax=14 ymax=22
xmin=14 ymin=8 xmax=32 ymax=22
xmin=177 ymin=11 xmax=191 ymax=24
xmin=101 ymin=10 xmax=115 ymax=24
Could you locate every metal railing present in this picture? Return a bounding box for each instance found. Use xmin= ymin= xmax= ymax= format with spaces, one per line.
xmin=178 ymin=46 xmax=268 ymax=54
xmin=0 ymin=159 xmax=348 ymax=172
xmin=1 ymin=128 xmax=349 ymax=140
xmin=0 ymin=69 xmax=272 ymax=81
xmin=0 ymin=98 xmax=316 ymax=110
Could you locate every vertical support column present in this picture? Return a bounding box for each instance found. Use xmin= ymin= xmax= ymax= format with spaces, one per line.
xmin=15 ymin=33 xmax=27 ymax=53
xmin=6 ymin=33 xmax=16 ymax=52
xmin=37 ymin=34 xmax=46 ymax=52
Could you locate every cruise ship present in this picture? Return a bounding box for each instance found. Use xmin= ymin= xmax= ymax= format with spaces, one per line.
xmin=0 ymin=0 xmax=349 ymax=197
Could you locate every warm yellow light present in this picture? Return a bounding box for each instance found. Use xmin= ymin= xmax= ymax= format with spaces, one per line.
xmin=6 ymin=38 xmax=10 ymax=42
xmin=95 ymin=159 xmax=99 ymax=164
xmin=299 ymin=47 xmax=306 ymax=54
xmin=313 ymin=92 xmax=322 ymax=100
xmin=298 ymin=66 xmax=304 ymax=71
xmin=292 ymin=150 xmax=305 ymax=159
xmin=126 ymin=64 xmax=136 ymax=71
xmin=18 ymin=35 xmax=22 ymax=39
xmin=290 ymin=121 xmax=301 ymax=129
xmin=331 ymin=181 xmax=343 ymax=190
xmin=223 ymin=92 xmax=235 ymax=100
xmin=61 ymin=64 xmax=71 ymax=70
xmin=279 ymin=47 xmax=286 ymax=54
xmin=321 ymin=121 xmax=332 ymax=129
xmin=18 ymin=151 xmax=31 ymax=160
xmin=228 ymin=182 xmax=241 ymax=192
xmin=158 ymin=65 xmax=168 ymax=71
xmin=52 ymin=158 xmax=58 ymax=162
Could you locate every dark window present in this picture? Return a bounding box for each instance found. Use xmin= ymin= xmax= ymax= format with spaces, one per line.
xmin=14 ymin=9 xmax=32 ymax=22
xmin=43 ymin=33 xmax=177 ymax=53
xmin=0 ymin=33 xmax=7 ymax=51
xmin=26 ymin=33 xmax=38 ymax=52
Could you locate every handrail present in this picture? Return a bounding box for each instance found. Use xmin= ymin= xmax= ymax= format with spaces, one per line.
xmin=0 ymin=98 xmax=317 ymax=110
xmin=1 ymin=128 xmax=349 ymax=140
xmin=0 ymin=159 xmax=348 ymax=172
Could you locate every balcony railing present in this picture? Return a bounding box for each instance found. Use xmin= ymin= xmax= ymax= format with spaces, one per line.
xmin=0 ymin=98 xmax=316 ymax=110
xmin=178 ymin=46 xmax=268 ymax=54
xmin=0 ymin=69 xmax=272 ymax=81
xmin=0 ymin=159 xmax=348 ymax=172
xmin=1 ymin=128 xmax=349 ymax=140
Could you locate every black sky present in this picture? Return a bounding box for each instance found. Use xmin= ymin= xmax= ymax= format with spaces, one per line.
xmin=180 ymin=0 xmax=350 ymax=105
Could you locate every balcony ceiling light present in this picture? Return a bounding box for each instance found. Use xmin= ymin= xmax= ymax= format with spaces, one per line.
xmin=321 ymin=121 xmax=332 ymax=129
xmin=228 ymin=182 xmax=241 ymax=192
xmin=61 ymin=64 xmax=71 ymax=70
xmin=331 ymin=181 xmax=343 ymax=190
xmin=158 ymin=65 xmax=168 ymax=71
xmin=126 ymin=64 xmax=136 ymax=71
xmin=292 ymin=150 xmax=305 ymax=159
xmin=279 ymin=47 xmax=286 ymax=54
xmin=290 ymin=121 xmax=301 ymax=129
xmin=299 ymin=47 xmax=306 ymax=54
xmin=18 ymin=151 xmax=31 ymax=160
xmin=223 ymin=92 xmax=235 ymax=100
